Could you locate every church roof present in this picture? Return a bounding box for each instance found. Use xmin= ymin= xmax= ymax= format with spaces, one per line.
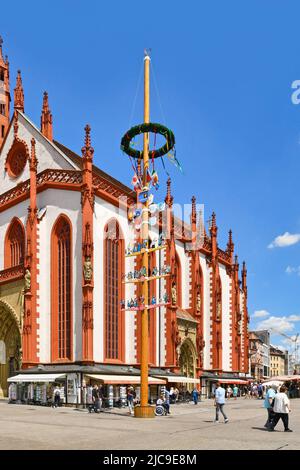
xmin=54 ymin=139 xmax=136 ymax=201
xmin=176 ymin=308 xmax=199 ymax=323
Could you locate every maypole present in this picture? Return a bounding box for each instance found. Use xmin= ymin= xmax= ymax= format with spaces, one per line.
xmin=120 ymin=50 xmax=176 ymax=418
xmin=137 ymin=51 xmax=151 ymax=417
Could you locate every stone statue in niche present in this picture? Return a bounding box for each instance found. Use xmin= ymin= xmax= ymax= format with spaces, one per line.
xmin=24 ymin=269 xmax=31 ymax=291
xmin=172 ymin=319 xmax=181 ymax=365
xmin=171 ymin=283 xmax=177 ymax=306
xmin=83 ymin=257 xmax=93 ymax=282
xmin=238 ymin=318 xmax=242 ymax=335
xmin=196 ymin=291 xmax=201 ymax=313
xmin=196 ymin=335 xmax=205 ymax=367
xmin=216 ymin=301 xmax=221 ymax=321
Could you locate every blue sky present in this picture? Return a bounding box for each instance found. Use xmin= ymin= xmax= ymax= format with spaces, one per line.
xmin=2 ymin=0 xmax=300 ymax=353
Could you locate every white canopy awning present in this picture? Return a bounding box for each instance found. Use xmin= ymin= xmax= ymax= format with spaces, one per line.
xmin=263 ymin=375 xmax=300 ymax=382
xmin=7 ymin=373 xmax=66 ymax=383
xmin=85 ymin=374 xmax=166 ymax=385
xmin=217 ymin=379 xmax=248 ymax=385
xmin=263 ymin=380 xmax=284 ymax=388
xmin=153 ymin=375 xmax=200 ymax=384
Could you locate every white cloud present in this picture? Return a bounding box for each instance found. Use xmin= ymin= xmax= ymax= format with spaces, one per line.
xmin=286 ymin=265 xmax=300 ymax=276
xmin=268 ymin=232 xmax=300 ymax=249
xmin=287 ymin=315 xmax=300 ymax=321
xmin=280 ymin=336 xmax=300 ymax=345
xmin=257 ymin=316 xmax=295 ymax=333
xmin=271 ymin=343 xmax=289 ymax=352
xmin=253 ymin=309 xmax=270 ymax=318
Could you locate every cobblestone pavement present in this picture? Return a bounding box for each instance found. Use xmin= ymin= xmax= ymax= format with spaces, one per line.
xmin=0 ymin=398 xmax=299 ymax=450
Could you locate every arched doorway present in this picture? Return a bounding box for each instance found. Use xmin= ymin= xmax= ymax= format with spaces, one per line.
xmin=179 ymin=339 xmax=197 ymax=390
xmin=0 ymin=300 xmax=21 ymax=397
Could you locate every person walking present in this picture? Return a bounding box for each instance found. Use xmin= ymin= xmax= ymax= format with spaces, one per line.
xmin=192 ymin=387 xmax=199 ymax=405
xmin=233 ymin=384 xmax=238 ymax=400
xmin=268 ymin=385 xmax=292 ymax=432
xmin=214 ymin=382 xmax=228 ymax=423
xmin=52 ymin=385 xmax=61 ymax=408
xmin=226 ymin=385 xmax=232 ymax=399
xmin=127 ymin=386 xmax=135 ymax=415
xmin=92 ymin=384 xmax=100 ymax=412
xmin=264 ymin=385 xmax=276 ymax=428
xmin=164 ymin=388 xmax=171 ymax=414
xmin=98 ymin=384 xmax=104 ymax=411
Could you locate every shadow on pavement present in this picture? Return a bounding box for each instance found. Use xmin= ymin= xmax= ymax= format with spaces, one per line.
xmin=251 ymin=427 xmax=270 ymax=431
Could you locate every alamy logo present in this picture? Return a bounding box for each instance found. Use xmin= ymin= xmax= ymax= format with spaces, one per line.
xmin=291 ymin=80 xmax=300 ymax=104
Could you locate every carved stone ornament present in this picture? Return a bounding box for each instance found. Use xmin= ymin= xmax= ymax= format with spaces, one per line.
xmin=24 ymin=269 xmax=31 ymax=291
xmin=83 ymin=301 xmax=93 ymax=330
xmin=83 ymin=257 xmax=93 ymax=282
xmin=196 ymin=291 xmax=201 ymax=313
xmin=171 ymin=284 xmax=177 ymax=306
xmin=5 ymin=139 xmax=29 ymax=178
xmin=216 ymin=301 xmax=221 ymax=320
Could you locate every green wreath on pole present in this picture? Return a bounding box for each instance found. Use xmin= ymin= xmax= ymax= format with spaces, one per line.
xmin=120 ymin=122 xmax=175 ymax=159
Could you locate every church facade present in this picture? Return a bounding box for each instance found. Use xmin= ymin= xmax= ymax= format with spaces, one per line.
xmin=0 ymin=39 xmax=250 ymax=399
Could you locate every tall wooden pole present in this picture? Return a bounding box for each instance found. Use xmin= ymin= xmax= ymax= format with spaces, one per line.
xmin=141 ymin=52 xmax=150 ymax=407
xmin=135 ymin=52 xmax=155 ymax=418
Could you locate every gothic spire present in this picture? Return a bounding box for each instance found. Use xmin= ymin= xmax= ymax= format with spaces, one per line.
xmin=227 ymin=229 xmax=234 ymax=262
xmin=41 ymin=91 xmax=53 ymax=141
xmin=82 ymin=124 xmax=94 ymax=160
xmin=191 ymin=196 xmax=196 ymax=225
xmin=14 ymin=70 xmax=24 ymax=112
xmin=165 ymin=177 xmax=174 ymax=208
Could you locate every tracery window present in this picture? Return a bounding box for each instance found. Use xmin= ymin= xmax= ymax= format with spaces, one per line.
xmin=104 ymin=220 xmax=124 ymax=361
xmin=51 ymin=216 xmax=72 ymax=361
xmin=4 ymin=218 xmax=25 ymax=268
xmin=174 ymin=252 xmax=182 ymax=308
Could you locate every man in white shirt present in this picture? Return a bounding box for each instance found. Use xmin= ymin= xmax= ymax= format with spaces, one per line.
xmin=268 ymin=385 xmax=292 ymax=432
xmin=214 ymin=382 xmax=228 ymax=423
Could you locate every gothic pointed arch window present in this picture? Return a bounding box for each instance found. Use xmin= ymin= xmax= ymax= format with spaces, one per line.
xmin=4 ymin=218 xmax=25 ymax=268
xmin=174 ymin=251 xmax=182 ymax=308
xmin=104 ymin=219 xmax=124 ymax=362
xmin=51 ymin=215 xmax=72 ymax=361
